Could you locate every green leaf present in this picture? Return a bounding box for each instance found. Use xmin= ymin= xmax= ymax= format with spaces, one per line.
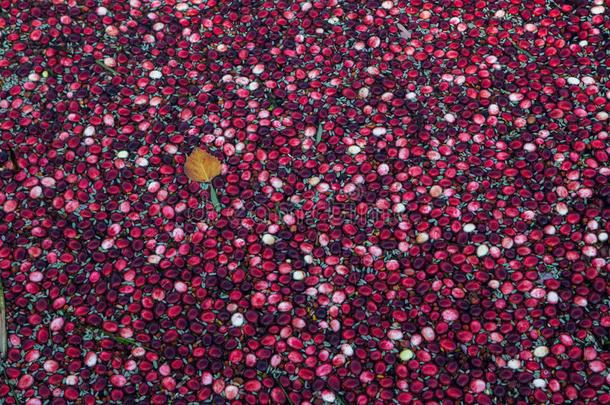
xmin=316 ymin=123 xmax=323 ymax=144
xmin=209 ymin=184 xmax=220 ymax=211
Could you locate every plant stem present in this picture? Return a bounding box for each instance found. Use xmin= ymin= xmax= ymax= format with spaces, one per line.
xmin=0 ymin=280 xmax=6 ymax=359
xmin=2 ymin=368 xmax=21 ymax=405
xmin=258 ymin=369 xmax=295 ymax=405
xmin=279 ymin=383 xmax=295 ymax=405
xmin=95 ymin=59 xmax=120 ymax=76
xmin=90 ymin=327 xmax=150 ymax=350
xmin=505 ymin=37 xmax=535 ymax=60
xmin=64 ymin=312 xmax=153 ymax=351
xmin=7 ymin=149 xmax=17 ymax=170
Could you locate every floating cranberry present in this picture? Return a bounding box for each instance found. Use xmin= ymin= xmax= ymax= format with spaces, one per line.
xmin=0 ymin=0 xmax=608 ymax=403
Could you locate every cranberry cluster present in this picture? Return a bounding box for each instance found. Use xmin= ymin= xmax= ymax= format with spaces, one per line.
xmin=0 ymin=0 xmax=608 ymax=404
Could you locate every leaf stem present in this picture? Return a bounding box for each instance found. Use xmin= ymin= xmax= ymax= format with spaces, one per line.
xmin=95 ymin=59 xmax=120 ymax=76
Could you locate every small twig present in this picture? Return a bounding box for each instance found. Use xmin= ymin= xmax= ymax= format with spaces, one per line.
xmin=95 ymin=59 xmax=120 ymax=76
xmin=89 ymin=326 xmax=151 ymax=351
xmin=278 ymin=383 xmax=295 ymax=405
xmin=105 ymin=333 xmax=141 ymax=347
xmin=2 ymin=368 xmax=21 ymax=405
xmin=260 ymin=369 xmax=295 ymax=405
xmin=64 ymin=312 xmax=153 ymax=352
xmin=505 ymin=37 xmax=535 ymax=60
xmin=0 ymin=280 xmax=6 ymax=359
xmin=166 ymin=374 xmax=193 ymax=404
xmin=7 ymin=150 xmax=17 ymax=170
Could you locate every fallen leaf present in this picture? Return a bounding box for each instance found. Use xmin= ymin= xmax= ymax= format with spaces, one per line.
xmin=184 ymin=147 xmax=222 ymax=183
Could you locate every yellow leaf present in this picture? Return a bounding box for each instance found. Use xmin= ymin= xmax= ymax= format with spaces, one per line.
xmin=184 ymin=147 xmax=221 ymax=182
